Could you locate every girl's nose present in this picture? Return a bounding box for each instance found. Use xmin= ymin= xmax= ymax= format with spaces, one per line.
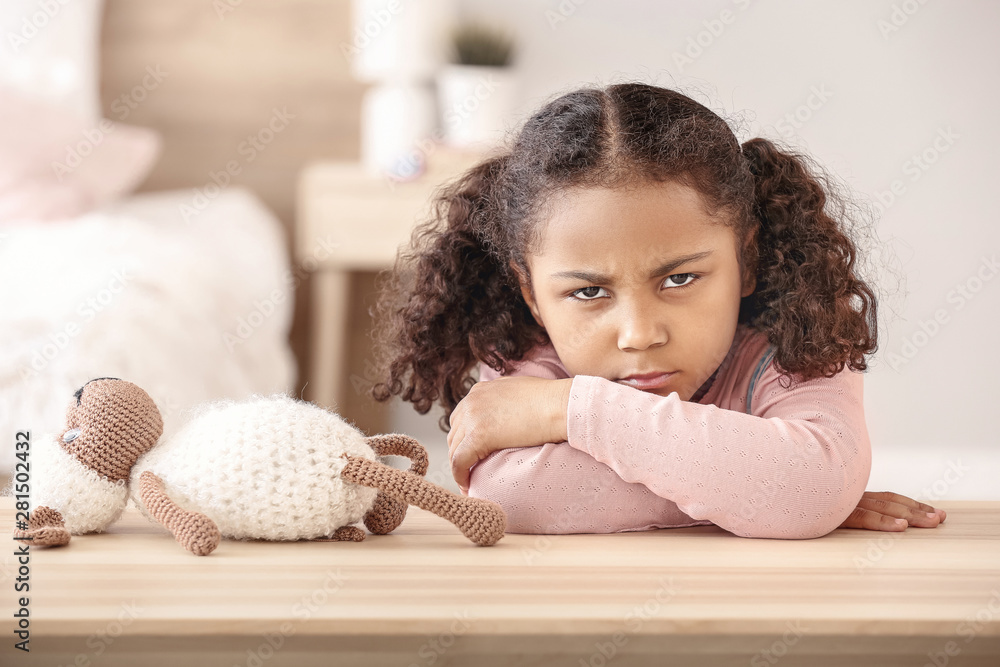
xmin=617 ymin=307 xmax=668 ymax=352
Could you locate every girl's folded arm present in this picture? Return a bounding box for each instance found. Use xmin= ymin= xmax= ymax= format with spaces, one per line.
xmin=469 ymin=359 xmax=713 ymax=534
xmin=565 ymin=366 xmax=873 ymax=539
xmin=469 ymin=442 xmax=713 ymax=534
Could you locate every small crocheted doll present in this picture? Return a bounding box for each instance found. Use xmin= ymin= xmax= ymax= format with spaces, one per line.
xmin=15 ymin=378 xmax=507 ymax=554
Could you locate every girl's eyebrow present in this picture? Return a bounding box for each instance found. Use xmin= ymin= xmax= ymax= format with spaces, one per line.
xmin=550 ymin=250 xmax=714 ymax=283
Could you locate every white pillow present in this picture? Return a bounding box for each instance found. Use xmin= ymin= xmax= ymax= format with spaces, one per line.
xmin=0 ymin=0 xmax=162 ymax=222
xmin=0 ymin=86 xmax=162 ymax=223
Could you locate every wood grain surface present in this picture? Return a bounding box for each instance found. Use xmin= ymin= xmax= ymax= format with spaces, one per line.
xmin=2 ymin=497 xmax=998 ymax=666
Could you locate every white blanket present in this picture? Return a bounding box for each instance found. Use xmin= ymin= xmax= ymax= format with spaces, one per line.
xmin=0 ymin=187 xmax=297 ymax=474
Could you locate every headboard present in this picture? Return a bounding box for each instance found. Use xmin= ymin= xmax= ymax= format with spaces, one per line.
xmin=99 ymin=0 xmax=364 ymax=230
xmin=99 ymin=0 xmax=369 ymax=420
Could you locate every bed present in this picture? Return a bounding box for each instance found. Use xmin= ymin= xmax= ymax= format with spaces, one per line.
xmin=0 ymin=0 xmax=297 ymax=475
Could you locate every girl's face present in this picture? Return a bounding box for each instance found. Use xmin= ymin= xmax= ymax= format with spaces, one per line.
xmin=514 ymin=179 xmax=755 ymax=400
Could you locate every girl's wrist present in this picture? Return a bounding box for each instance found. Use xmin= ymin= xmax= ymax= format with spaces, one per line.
xmin=549 ymin=378 xmax=573 ymax=443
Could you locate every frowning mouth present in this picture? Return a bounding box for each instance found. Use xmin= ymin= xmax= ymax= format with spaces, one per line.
xmin=615 ymin=372 xmax=675 ymax=390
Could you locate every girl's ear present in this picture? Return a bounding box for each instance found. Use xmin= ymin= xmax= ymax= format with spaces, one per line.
xmin=509 ymin=260 xmax=545 ymax=328
xmin=739 ymin=232 xmax=758 ymax=298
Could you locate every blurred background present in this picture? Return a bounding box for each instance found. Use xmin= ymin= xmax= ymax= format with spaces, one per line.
xmin=1 ymin=0 xmax=996 ymax=500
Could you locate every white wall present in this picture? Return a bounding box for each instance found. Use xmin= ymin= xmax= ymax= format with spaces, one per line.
xmin=390 ymin=0 xmax=1000 ymax=501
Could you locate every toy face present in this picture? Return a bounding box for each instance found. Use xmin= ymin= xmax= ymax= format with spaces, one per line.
xmin=60 ymin=378 xmax=164 ymax=481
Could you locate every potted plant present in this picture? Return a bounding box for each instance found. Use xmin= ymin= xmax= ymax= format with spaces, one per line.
xmin=435 ymin=22 xmax=517 ymax=149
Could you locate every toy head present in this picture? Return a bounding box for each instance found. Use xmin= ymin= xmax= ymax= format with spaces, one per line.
xmin=17 ymin=378 xmax=164 ymax=545
xmin=61 ymin=377 xmax=164 ymax=480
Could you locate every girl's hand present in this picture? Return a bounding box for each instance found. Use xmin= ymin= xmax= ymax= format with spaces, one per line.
xmin=447 ymin=376 xmax=573 ymax=494
xmin=839 ymin=491 xmax=947 ymax=531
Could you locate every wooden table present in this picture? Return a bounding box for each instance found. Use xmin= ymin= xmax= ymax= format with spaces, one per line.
xmin=3 ymin=497 xmax=999 ymax=666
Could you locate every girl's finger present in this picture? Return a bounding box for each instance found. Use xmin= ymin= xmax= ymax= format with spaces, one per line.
xmin=446 ymin=409 xmax=462 ymax=450
xmin=840 ymin=506 xmax=907 ymax=532
xmin=448 ymin=425 xmax=466 ymax=461
xmin=858 ymin=495 xmax=943 ymax=528
xmin=450 ymin=440 xmax=473 ymax=492
xmin=867 ymin=491 xmax=945 ymax=519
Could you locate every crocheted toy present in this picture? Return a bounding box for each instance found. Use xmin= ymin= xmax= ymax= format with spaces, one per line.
xmin=15 ymin=378 xmax=507 ymax=554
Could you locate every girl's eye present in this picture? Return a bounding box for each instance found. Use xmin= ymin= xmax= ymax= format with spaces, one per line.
xmin=569 ymin=274 xmax=699 ymax=301
xmin=572 ymin=286 xmax=606 ymax=300
xmin=665 ymin=273 xmax=698 ymax=288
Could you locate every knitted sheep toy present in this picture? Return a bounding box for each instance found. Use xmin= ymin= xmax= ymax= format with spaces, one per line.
xmin=15 ymin=378 xmax=507 ymax=554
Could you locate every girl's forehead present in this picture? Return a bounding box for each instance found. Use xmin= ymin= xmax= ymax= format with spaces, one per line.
xmin=530 ymin=182 xmax=732 ymax=262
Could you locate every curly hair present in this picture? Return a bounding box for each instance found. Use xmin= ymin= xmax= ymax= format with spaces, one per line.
xmin=369 ymin=82 xmax=879 ymax=432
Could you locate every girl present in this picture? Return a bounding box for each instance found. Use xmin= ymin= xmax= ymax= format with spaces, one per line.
xmin=369 ymin=82 xmax=946 ymax=539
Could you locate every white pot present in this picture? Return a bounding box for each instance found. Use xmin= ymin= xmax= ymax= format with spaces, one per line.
xmin=436 ymin=64 xmax=517 ymax=149
xmin=360 ymin=81 xmax=437 ymax=181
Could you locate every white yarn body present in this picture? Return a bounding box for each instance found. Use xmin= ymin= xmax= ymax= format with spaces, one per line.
xmin=130 ymin=394 xmax=380 ymax=541
xmin=29 ymin=433 xmax=130 ymax=534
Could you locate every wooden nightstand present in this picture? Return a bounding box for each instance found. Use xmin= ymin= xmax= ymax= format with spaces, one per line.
xmin=295 ymin=146 xmax=487 ymax=431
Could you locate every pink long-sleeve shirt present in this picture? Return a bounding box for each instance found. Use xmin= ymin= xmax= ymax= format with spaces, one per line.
xmin=467 ymin=323 xmax=872 ymax=539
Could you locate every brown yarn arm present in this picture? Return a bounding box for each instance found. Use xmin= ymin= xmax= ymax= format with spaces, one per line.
xmin=361 ymin=434 xmax=430 ymax=535
xmin=138 ymin=471 xmax=221 ymax=556
xmin=341 ymin=455 xmax=506 ymax=546
xmin=13 ymin=506 xmax=71 ymax=548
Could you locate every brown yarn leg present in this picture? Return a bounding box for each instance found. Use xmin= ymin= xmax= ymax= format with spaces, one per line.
xmin=365 ymin=433 xmax=430 ymax=476
xmin=312 ymin=525 xmax=366 ymax=542
xmin=362 ymin=434 xmax=430 ymax=535
xmin=138 ymin=471 xmax=221 ymax=556
xmin=331 ymin=525 xmax=366 ymax=542
xmin=341 ymin=455 xmax=506 ymax=546
xmin=13 ymin=505 xmax=70 ymax=548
